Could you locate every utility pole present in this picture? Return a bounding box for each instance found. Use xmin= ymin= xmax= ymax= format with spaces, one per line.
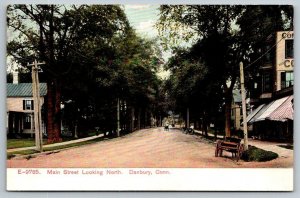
xmin=239 ymin=62 xmax=248 ymax=150
xmin=29 ymin=59 xmax=45 ymax=152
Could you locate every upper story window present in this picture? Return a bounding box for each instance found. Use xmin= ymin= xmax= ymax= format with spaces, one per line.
xmin=23 ymin=100 xmax=34 ymax=110
xmin=285 ymin=39 xmax=294 ymax=59
xmin=262 ymin=72 xmax=272 ymax=92
xmin=281 ymin=72 xmax=294 ymax=89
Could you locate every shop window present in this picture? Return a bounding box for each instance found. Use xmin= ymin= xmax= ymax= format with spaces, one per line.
xmin=281 ymin=72 xmax=294 ymax=89
xmin=285 ymin=39 xmax=294 ymax=59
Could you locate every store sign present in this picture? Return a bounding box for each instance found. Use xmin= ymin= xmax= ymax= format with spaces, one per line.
xmin=282 ymin=32 xmax=294 ymax=39
xmin=284 ymin=60 xmax=294 ymax=67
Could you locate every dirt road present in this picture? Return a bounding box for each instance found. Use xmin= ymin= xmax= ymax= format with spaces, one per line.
xmin=7 ymin=127 xmax=293 ymax=168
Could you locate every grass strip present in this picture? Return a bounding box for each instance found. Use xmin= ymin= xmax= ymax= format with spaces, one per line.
xmin=7 ymin=136 xmax=106 ymax=160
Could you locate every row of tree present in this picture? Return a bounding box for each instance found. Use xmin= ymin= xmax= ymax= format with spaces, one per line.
xmin=157 ymin=5 xmax=293 ymax=138
xmin=7 ymin=5 xmax=167 ymax=142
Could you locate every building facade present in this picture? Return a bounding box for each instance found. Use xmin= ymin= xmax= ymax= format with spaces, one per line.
xmin=246 ymin=31 xmax=294 ymax=141
xmin=275 ymin=31 xmax=294 ymax=91
xmin=6 ymin=73 xmax=47 ymax=137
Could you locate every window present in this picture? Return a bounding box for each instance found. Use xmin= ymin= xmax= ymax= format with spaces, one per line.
xmin=285 ymin=39 xmax=294 ymax=59
xmin=23 ymin=100 xmax=34 ymax=110
xmin=281 ymin=72 xmax=294 ymax=89
xmin=24 ymin=114 xmax=31 ymax=129
xmin=262 ymin=72 xmax=271 ymax=92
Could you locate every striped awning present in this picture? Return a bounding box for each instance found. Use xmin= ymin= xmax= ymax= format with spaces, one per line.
xmin=267 ymin=95 xmax=294 ymax=122
xmin=248 ymin=101 xmax=275 ymax=123
xmin=255 ymin=96 xmax=289 ymax=122
xmin=246 ymin=104 xmax=265 ymax=123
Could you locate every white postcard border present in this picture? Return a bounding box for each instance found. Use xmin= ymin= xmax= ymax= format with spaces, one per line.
xmin=7 ymin=168 xmax=293 ymax=191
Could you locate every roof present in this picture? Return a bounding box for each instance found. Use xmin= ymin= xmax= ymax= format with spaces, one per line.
xmin=7 ymin=83 xmax=47 ymax=97
xmin=267 ymin=95 xmax=294 ymax=122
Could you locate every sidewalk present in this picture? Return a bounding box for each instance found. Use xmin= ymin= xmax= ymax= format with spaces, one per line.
xmin=7 ymin=134 xmax=104 ymax=153
xmin=193 ymin=129 xmax=293 ymax=158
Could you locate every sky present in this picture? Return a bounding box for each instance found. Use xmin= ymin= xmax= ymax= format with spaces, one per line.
xmin=124 ymin=5 xmax=171 ymax=79
xmin=7 ymin=5 xmax=171 ymax=78
xmin=124 ymin=5 xmax=160 ymax=38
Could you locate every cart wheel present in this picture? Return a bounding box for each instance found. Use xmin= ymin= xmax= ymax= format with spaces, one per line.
xmin=237 ymin=144 xmax=244 ymax=161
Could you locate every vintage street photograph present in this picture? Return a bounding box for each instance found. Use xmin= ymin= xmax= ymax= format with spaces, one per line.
xmin=5 ymin=4 xmax=294 ymax=191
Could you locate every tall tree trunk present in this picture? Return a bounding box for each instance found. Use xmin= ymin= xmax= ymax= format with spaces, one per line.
xmin=159 ymin=115 xmax=162 ymax=127
xmin=224 ymin=91 xmax=233 ymax=139
xmin=47 ymin=80 xmax=62 ymax=143
xmin=53 ymin=80 xmax=62 ymax=142
xmin=130 ymin=107 xmax=135 ymax=132
xmin=144 ymin=108 xmax=147 ymax=128
xmin=46 ymin=5 xmax=61 ymax=143
xmin=46 ymin=81 xmax=54 ymax=143
xmin=203 ymin=111 xmax=208 ymax=137
xmin=116 ymin=98 xmax=120 ymax=137
xmin=137 ymin=108 xmax=141 ymax=130
xmin=186 ymin=107 xmax=190 ymax=128
xmin=223 ymin=74 xmax=236 ymax=139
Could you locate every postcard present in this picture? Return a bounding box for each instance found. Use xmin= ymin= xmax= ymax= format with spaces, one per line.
xmin=6 ymin=3 xmax=294 ymax=191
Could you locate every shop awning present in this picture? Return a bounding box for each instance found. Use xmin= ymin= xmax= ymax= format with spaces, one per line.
xmin=251 ymin=96 xmax=289 ymax=123
xmin=248 ymin=101 xmax=274 ymax=124
xmin=246 ymin=104 xmax=265 ymax=123
xmin=267 ymin=95 xmax=294 ymax=122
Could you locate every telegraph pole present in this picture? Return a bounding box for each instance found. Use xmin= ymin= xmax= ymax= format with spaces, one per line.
xmin=239 ymin=62 xmax=248 ymax=150
xmin=29 ymin=59 xmax=45 ymax=152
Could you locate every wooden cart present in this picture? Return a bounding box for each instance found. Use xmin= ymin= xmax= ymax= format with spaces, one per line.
xmin=215 ymin=138 xmax=244 ymax=161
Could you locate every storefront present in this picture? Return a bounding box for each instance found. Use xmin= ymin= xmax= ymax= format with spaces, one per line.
xmin=247 ymin=95 xmax=293 ymax=141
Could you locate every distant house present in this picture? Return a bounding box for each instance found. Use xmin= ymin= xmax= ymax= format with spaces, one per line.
xmin=6 ymin=72 xmax=47 ymax=137
xmin=231 ymin=89 xmax=242 ymax=131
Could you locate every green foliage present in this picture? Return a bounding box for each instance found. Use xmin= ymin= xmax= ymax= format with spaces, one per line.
xmin=157 ymin=5 xmax=293 ymax=135
xmin=8 ymin=5 xmax=166 ymax=134
xmin=241 ymin=146 xmax=279 ymax=162
xmin=7 ymin=136 xmax=105 ymax=159
xmin=7 ymin=139 xmax=47 ymax=149
xmin=237 ymin=5 xmax=293 ymax=89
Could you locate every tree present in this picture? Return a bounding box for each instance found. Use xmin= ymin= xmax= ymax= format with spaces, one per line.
xmin=236 ymin=5 xmax=293 ymax=85
xmin=158 ymin=5 xmax=293 ymax=138
xmin=7 ymin=5 xmax=130 ymax=142
xmin=165 ymin=45 xmax=223 ymax=137
xmin=158 ymin=5 xmax=244 ymax=137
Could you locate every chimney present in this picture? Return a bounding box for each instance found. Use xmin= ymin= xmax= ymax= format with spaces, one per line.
xmin=13 ymin=71 xmax=19 ymax=84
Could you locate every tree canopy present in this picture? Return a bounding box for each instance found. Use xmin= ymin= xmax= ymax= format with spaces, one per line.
xmin=7 ymin=4 xmax=165 ymax=140
xmin=157 ymin=5 xmax=293 ymax=137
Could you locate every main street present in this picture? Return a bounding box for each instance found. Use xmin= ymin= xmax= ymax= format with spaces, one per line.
xmin=7 ymin=127 xmax=293 ymax=168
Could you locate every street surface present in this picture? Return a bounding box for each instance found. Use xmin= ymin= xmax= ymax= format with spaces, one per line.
xmin=7 ymin=127 xmax=293 ymax=168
